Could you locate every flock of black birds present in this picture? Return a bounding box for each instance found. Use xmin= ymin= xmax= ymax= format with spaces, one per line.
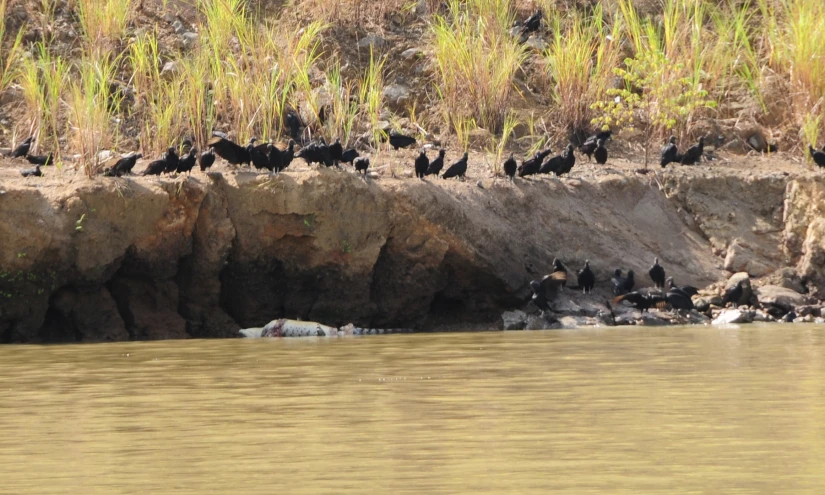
xmin=529 ymin=256 xmax=746 ymax=315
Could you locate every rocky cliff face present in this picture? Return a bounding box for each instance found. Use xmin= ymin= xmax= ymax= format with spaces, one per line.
xmin=0 ymin=165 xmax=820 ymax=343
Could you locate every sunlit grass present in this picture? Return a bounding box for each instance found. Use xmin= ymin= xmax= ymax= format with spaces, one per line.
xmin=0 ymin=0 xmax=25 ymax=95
xmin=76 ymin=0 xmax=133 ymax=44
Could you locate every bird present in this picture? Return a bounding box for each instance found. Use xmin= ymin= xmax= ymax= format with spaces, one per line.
xmin=176 ymin=147 xmax=198 ymax=175
xmin=180 ymin=139 xmax=193 ymax=155
xmin=296 ymin=139 xmax=332 ymax=167
xmin=542 ymin=144 xmax=576 ymax=176
xmin=648 ymin=257 xmax=666 ymax=289
xmin=519 ymin=9 xmax=542 ymax=38
xmin=25 ymin=153 xmax=53 ymax=166
xmin=425 ymin=149 xmax=446 ymax=177
xmin=661 ymin=136 xmax=679 ymax=168
xmin=10 ymin=136 xmax=33 ymax=158
xmin=20 ymin=165 xmax=41 ymax=177
xmin=285 ymin=111 xmax=302 ymax=141
xmin=665 ymin=289 xmax=694 ymax=310
xmin=611 ymin=269 xmax=635 ymax=296
xmin=518 ymin=152 xmax=543 ymax=177
xmin=207 ymin=133 xmax=251 ymax=166
xmin=415 ymin=150 xmax=429 ymax=179
xmin=142 ymin=158 xmax=169 ymax=176
xmin=613 ymin=291 xmax=669 ymax=312
xmin=550 ymin=258 xmax=567 ymax=288
xmin=557 ymin=144 xmax=576 ymax=175
xmin=162 ymin=146 xmax=180 ymax=174
xmin=722 ymin=279 xmax=749 ymax=308
xmin=577 ymin=260 xmax=595 ymax=294
xmin=328 ymin=138 xmax=343 ymax=167
xmin=680 ymin=136 xmax=704 ymax=165
xmin=503 ymin=153 xmax=517 ymax=182
xmin=104 ymin=152 xmax=142 ymax=177
xmin=530 ymin=280 xmax=552 ymax=314
xmin=200 ymin=149 xmax=216 ymax=171
xmin=580 ymin=130 xmax=612 ymax=160
xmin=594 ymin=139 xmax=608 ymax=165
xmin=441 ymin=152 xmax=468 ymax=180
xmin=809 ymin=145 xmax=825 ymax=169
xmin=277 ymin=140 xmax=296 ymax=172
xmin=354 ymin=157 xmax=370 ymax=176
xmin=666 ymin=277 xmax=698 ymax=298
xmin=249 ymin=139 xmax=272 ymax=170
xmin=539 ymin=150 xmax=564 ymax=175
xmin=341 ymin=148 xmax=359 ymax=166
xmin=388 ymin=132 xmax=417 ymax=150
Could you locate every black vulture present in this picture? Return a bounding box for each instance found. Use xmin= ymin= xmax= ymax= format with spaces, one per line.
xmin=341 ymin=148 xmax=359 ymax=166
xmin=297 ymin=139 xmax=332 ymax=166
xmin=388 ymin=132 xmax=417 ymax=150
xmin=577 ymin=260 xmax=595 ymax=294
xmin=207 ymin=134 xmax=251 ymax=166
xmin=425 ymin=149 xmax=446 ymax=176
xmin=20 ymin=165 xmax=41 ymax=177
xmin=10 ymin=136 xmax=33 ymax=158
xmin=666 ymin=277 xmax=698 ymax=298
xmin=519 ymin=10 xmax=542 ymax=37
xmin=441 ymin=152 xmax=468 ymax=180
xmin=503 ymin=153 xmax=517 ymax=182
xmin=648 ymin=257 xmax=666 ymax=289
xmin=557 ymin=144 xmax=576 ymax=175
xmin=25 ymin=153 xmax=53 ymax=166
xmin=594 ymin=139 xmax=608 ymax=164
xmin=666 ymin=289 xmax=694 ymax=310
xmin=249 ymin=139 xmax=272 ymax=170
xmin=539 ymin=150 xmax=563 ymax=175
xmin=661 ymin=136 xmax=679 ymax=167
xmin=580 ymin=130 xmax=612 ymax=160
xmin=809 ymin=145 xmax=825 ymax=169
xmin=163 ymin=147 xmax=180 ymax=173
xmin=285 ymin=111 xmax=302 ymax=141
xmin=200 ymin=149 xmax=216 ymax=171
xmin=105 ymin=153 xmax=142 ymax=177
xmin=530 ymin=280 xmax=552 ymax=313
xmin=611 ymin=269 xmax=635 ymax=296
xmin=722 ymin=280 xmax=747 ymax=308
xmin=328 ymin=138 xmax=343 ymax=167
xmin=613 ymin=291 xmax=669 ymax=312
xmin=278 ymin=140 xmax=296 ymax=172
xmin=176 ymin=147 xmax=198 ymax=175
xmin=551 ymin=258 xmax=567 ymax=288
xmin=354 ymin=157 xmax=370 ymax=176
xmin=518 ymin=152 xmax=543 ymax=177
xmin=415 ymin=150 xmax=429 ymax=179
xmin=680 ymin=136 xmax=704 ymax=165
xmin=142 ymin=159 xmax=168 ymax=176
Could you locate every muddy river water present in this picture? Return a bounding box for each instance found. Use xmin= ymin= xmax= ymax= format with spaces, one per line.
xmin=0 ymin=324 xmax=823 ymax=494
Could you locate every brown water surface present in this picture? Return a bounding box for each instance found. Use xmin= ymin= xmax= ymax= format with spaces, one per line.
xmin=1 ymin=325 xmax=824 ymax=494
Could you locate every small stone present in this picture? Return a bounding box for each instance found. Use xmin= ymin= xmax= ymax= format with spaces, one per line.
xmin=713 ymin=309 xmax=754 ymax=325
xmin=525 ymin=37 xmax=548 ymax=51
xmin=501 ymin=310 xmax=527 ymax=330
xmin=163 ymin=13 xmax=177 ymax=23
xmin=401 ymin=48 xmax=423 ymax=59
xmin=160 ymin=61 xmax=178 ymax=80
xmin=172 ymin=20 xmax=185 ymax=34
xmin=796 ymin=314 xmax=815 ymax=323
xmin=383 ymin=84 xmax=411 ymax=108
xmin=525 ymin=314 xmax=557 ymax=330
xmin=182 ymin=32 xmax=199 ymax=49
xmin=357 ymin=35 xmax=387 ymax=49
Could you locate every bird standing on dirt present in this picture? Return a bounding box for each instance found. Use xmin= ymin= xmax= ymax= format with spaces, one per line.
xmin=530 ymin=280 xmax=552 ymax=314
xmin=414 ymin=150 xmax=429 ymax=179
xmin=207 ymin=133 xmax=252 ymax=167
xmin=809 ymin=145 xmax=825 ymax=169
xmin=105 ymin=153 xmax=142 ymax=177
xmin=425 ymin=149 xmax=446 ymax=177
xmin=517 ymin=9 xmax=543 ymax=43
xmin=518 ymin=152 xmax=542 ymax=178
xmin=580 ymin=130 xmax=611 ymax=161
xmin=680 ymin=136 xmax=704 ymax=165
xmin=722 ymin=279 xmax=753 ymax=308
xmin=388 ymin=133 xmax=417 ymax=150
xmin=20 ymin=164 xmax=41 ymax=177
xmin=176 ymin=147 xmax=198 ymax=175
xmin=648 ymin=257 xmax=666 ymax=289
xmin=503 ymin=153 xmax=517 ymax=182
xmin=25 ymin=153 xmax=53 ymax=166
xmin=442 ymin=152 xmax=468 ymax=180
xmin=613 ymin=291 xmax=669 ymax=312
xmin=162 ymin=147 xmax=180 ymax=174
xmin=200 ymin=149 xmax=215 ymax=172
xmin=666 ymin=277 xmax=698 ymax=298
xmin=354 ymin=157 xmax=370 ymax=177
xmin=10 ymin=136 xmax=33 ymax=158
xmin=551 ymin=258 xmax=567 ymax=288
xmin=328 ymin=138 xmax=343 ymax=167
xmin=249 ymin=139 xmax=273 ymax=170
xmin=594 ymin=139 xmax=608 ymax=165
xmin=142 ymin=158 xmax=169 ymax=176
xmin=612 ymin=269 xmax=635 ymax=296
xmin=296 ymin=138 xmax=332 ymax=167
xmin=279 ymin=140 xmax=296 ymax=172
xmin=285 ymin=111 xmax=302 ymax=142
xmin=661 ymin=136 xmax=679 ymax=167
xmin=577 ymin=260 xmax=595 ymax=294
xmin=341 ymin=148 xmax=359 ymax=166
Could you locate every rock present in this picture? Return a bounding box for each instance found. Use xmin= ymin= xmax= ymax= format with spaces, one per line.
xmin=501 ymin=310 xmax=527 ymax=330
xmin=558 ymin=316 xmax=602 ymax=328
xmin=160 ymin=61 xmax=178 ymax=80
xmin=712 ymin=309 xmax=754 ymax=325
xmin=761 ymin=267 xmax=806 ymax=294
xmin=615 ymin=311 xmax=642 ymax=326
xmin=755 ymin=285 xmax=809 ymax=312
xmin=525 ymin=314 xmax=558 ymax=330
xmin=746 ymin=132 xmax=767 ymax=152
xmin=108 ymin=277 xmax=189 ymax=340
xmin=724 ymin=272 xmax=755 ymax=306
xmin=47 ymin=287 xmax=129 ymax=342
xmin=525 ymin=37 xmax=548 ymax=51
xmin=795 ymin=314 xmax=815 ymax=323
xmin=163 ymin=13 xmax=176 ymax=23
xmin=401 ymin=48 xmax=423 ymax=59
xmin=97 ymin=149 xmax=114 ymax=162
xmin=639 ymin=312 xmax=669 ymax=326
xmin=724 ymin=239 xmax=773 ymax=276
xmin=752 ymin=310 xmax=775 ymax=322
xmin=383 ymin=84 xmax=411 ymax=110
xmin=794 ymin=305 xmax=821 ymax=317
xmin=357 ymin=35 xmax=387 ymax=49
xmin=172 ymin=20 xmax=185 ymax=34
xmin=182 ymin=32 xmax=199 ymax=49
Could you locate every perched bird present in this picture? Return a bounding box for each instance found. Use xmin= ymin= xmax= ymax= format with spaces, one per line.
xmin=613 ymin=291 xmax=669 ymax=312
xmin=425 ymin=149 xmax=446 ymax=177
xmin=593 ymin=139 xmax=608 ymax=165
xmin=503 ymin=153 xmax=517 ymax=182
xmin=519 ymin=9 xmax=542 ymax=37
xmin=648 ymin=257 xmax=666 ymax=289
xmin=551 ymin=258 xmax=567 ymax=288
xmin=105 ymin=153 xmax=142 ymax=177
xmin=176 ymin=147 xmax=198 ymax=175
xmin=162 ymin=146 xmax=180 ymax=174
xmin=142 ymin=159 xmax=168 ymax=176
xmin=341 ymin=148 xmax=359 ymax=166
xmin=666 ymin=277 xmax=698 ymax=298
xmin=557 ymin=144 xmax=576 ymax=175
xmin=20 ymin=165 xmax=41 ymax=177
xmin=207 ymin=133 xmax=251 ymax=166
xmin=414 ymin=150 xmax=429 ymax=179
xmin=200 ymin=149 xmax=216 ymax=172
xmin=328 ymin=138 xmax=343 ymax=167
xmin=580 ymin=130 xmax=612 ymax=160
xmin=809 ymin=145 xmax=825 ymax=169
xmin=542 ymin=144 xmax=576 ymax=176
xmin=442 ymin=152 xmax=469 ymax=180
xmin=530 ymin=280 xmax=552 ymax=313
xmin=297 ymin=139 xmax=332 ymax=167
xmin=278 ymin=140 xmax=296 ymax=172
xmin=661 ymin=136 xmax=679 ymax=168
xmin=285 ymin=111 xmax=302 ymax=141
xmin=539 ymin=150 xmax=563 ymax=175
xmin=388 ymin=133 xmax=417 ymax=150
xmin=354 ymin=157 xmax=370 ymax=176
xmin=665 ymin=289 xmax=694 ymax=310
xmin=10 ymin=136 xmax=33 ymax=158
xmin=680 ymin=136 xmax=704 ymax=165
xmin=518 ymin=152 xmax=543 ymax=177
xmin=25 ymin=153 xmax=53 ymax=166
xmin=577 ymin=260 xmax=595 ymax=294
xmin=611 ymin=269 xmax=635 ymax=296
xmin=249 ymin=139 xmax=273 ymax=170
xmin=722 ymin=279 xmax=751 ymax=308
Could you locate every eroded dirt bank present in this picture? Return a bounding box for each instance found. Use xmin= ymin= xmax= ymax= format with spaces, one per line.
xmin=1 ymin=159 xmax=823 ymax=343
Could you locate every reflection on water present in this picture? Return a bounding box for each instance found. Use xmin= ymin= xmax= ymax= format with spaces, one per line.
xmin=0 ymin=324 xmax=824 ymax=494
